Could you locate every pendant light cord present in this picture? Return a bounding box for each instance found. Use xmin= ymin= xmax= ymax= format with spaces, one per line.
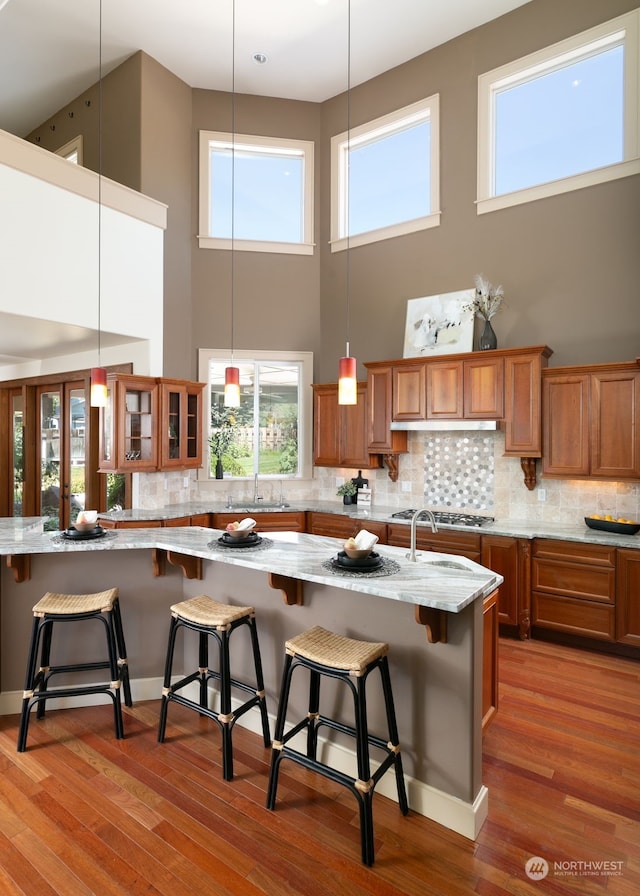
xmin=230 ymin=0 xmax=236 ymax=364
xmin=97 ymin=0 xmax=103 ymax=365
xmin=345 ymin=0 xmax=351 ymax=357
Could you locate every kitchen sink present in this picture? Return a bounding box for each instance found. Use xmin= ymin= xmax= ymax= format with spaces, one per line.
xmin=419 ymin=558 xmax=470 ymax=570
xmin=225 ymin=502 xmax=290 ymax=511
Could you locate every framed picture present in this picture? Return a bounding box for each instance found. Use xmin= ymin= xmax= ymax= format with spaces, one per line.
xmin=403 ymin=289 xmax=474 ymax=358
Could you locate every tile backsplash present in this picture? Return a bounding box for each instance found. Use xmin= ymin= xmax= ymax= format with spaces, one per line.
xmin=136 ymin=430 xmax=640 ymax=525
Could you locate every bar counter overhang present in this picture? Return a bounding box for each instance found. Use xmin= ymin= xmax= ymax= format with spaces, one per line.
xmin=0 ymin=522 xmax=502 ymax=840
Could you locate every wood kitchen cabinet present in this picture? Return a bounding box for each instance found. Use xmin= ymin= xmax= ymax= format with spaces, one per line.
xmin=426 ymin=356 xmax=504 ymax=420
xmin=99 ymin=374 xmax=205 ymax=474
xmin=531 ymin=539 xmax=616 ymax=641
xmin=307 ymin=512 xmax=387 ymax=543
xmin=481 ymin=534 xmax=531 ymax=638
xmin=159 ymin=378 xmax=205 ymax=470
xmin=387 ymin=523 xmax=481 ymax=561
xmin=482 ymin=589 xmax=499 ymax=731
xmin=312 ymin=383 xmax=381 ymax=470
xmin=99 ymin=374 xmax=159 ymax=473
xmin=212 ymin=511 xmax=306 ymax=532
xmin=542 ymin=361 xmax=640 ymax=480
xmin=616 ymin=548 xmax=640 ymax=647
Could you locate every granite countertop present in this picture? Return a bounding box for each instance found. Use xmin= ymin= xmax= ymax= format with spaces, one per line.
xmin=0 ymin=526 xmax=501 ymax=614
xmin=98 ymin=500 xmax=640 ymax=550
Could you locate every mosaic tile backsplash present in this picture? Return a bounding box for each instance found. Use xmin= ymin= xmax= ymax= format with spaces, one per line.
xmin=423 ymin=434 xmax=494 ymax=511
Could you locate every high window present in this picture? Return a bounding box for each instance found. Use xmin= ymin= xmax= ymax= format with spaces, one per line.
xmin=198 ymin=131 xmax=314 ymax=255
xmin=198 ymin=349 xmax=313 ymax=481
xmin=55 ymin=136 xmax=83 ymax=165
xmin=330 ymin=95 xmax=440 ymax=251
xmin=477 ymin=9 xmax=640 ymax=213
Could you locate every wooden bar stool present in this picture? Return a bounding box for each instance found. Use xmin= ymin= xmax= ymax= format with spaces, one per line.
xmin=266 ymin=625 xmax=409 ymax=866
xmin=157 ymin=594 xmax=271 ymax=781
xmin=17 ymin=587 xmax=132 ymax=752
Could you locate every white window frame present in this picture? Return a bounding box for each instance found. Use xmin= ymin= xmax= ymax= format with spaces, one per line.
xmin=197 ymin=348 xmax=314 ymax=482
xmin=477 ymin=9 xmax=640 ymax=215
xmin=330 ymin=95 xmax=440 ymax=252
xmin=55 ymin=136 xmax=83 ymax=165
xmin=198 ymin=131 xmax=315 ymax=255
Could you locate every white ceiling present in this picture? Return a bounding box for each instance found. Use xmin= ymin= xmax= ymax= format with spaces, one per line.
xmin=0 ymin=0 xmax=530 ymax=369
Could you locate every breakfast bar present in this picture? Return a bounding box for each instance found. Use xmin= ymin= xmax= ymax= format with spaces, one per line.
xmin=0 ymin=522 xmax=502 ymax=839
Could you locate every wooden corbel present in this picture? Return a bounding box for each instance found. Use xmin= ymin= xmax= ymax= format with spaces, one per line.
xmin=520 ymin=457 xmax=537 ymax=490
xmin=268 ymin=573 xmax=303 ymax=606
xmin=6 ymin=555 xmax=30 ymax=583
xmin=151 ymin=548 xmax=202 ymax=580
xmin=414 ymin=605 xmax=447 ymax=644
xmin=383 ymin=454 xmax=400 ymax=482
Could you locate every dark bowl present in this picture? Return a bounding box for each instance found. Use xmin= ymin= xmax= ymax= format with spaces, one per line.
xmin=335 ymin=550 xmax=382 ymax=569
xmin=585 ymin=517 xmax=640 ymax=535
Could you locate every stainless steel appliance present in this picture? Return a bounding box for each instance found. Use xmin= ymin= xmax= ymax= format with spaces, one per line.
xmin=390 ymin=510 xmax=494 ymax=527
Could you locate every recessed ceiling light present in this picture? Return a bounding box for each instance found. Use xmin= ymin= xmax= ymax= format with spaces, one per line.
xmin=253 ymin=53 xmax=268 ymax=65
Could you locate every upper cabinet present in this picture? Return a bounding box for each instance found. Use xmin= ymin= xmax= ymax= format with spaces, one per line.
xmin=365 ymin=347 xmax=552 ymax=485
xmin=312 ymin=383 xmax=382 ymax=470
xmin=159 ymin=378 xmax=205 ymax=469
xmin=99 ymin=374 xmax=204 ymax=473
xmin=543 ymin=361 xmax=640 ymax=480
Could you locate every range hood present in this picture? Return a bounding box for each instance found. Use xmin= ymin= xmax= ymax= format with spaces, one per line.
xmin=389 ymin=420 xmax=498 ymax=431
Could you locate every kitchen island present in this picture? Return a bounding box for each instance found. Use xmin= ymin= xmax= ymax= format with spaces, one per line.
xmin=0 ymin=524 xmax=501 ymax=839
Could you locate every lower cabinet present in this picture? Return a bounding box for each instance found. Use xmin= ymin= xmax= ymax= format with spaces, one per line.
xmin=531 ymin=539 xmax=616 ymax=641
xmin=211 ymin=511 xmax=306 ymax=532
xmin=616 ymin=548 xmax=640 ymax=647
xmin=100 ymin=514 xmax=211 ymax=529
xmin=481 ymin=534 xmax=531 ymax=639
xmin=387 ymin=524 xmax=481 ymax=561
xmin=482 ymin=589 xmax=499 ymax=731
xmin=307 ymin=512 xmax=387 ymax=543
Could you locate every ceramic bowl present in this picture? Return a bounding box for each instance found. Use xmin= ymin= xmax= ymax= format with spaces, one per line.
xmin=343 ymin=546 xmax=372 ymax=560
xmin=225 ymin=519 xmax=256 ymax=538
xmin=74 ymin=512 xmax=98 ymax=533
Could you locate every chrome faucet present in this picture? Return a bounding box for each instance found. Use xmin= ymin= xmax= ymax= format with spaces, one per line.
xmin=253 ymin=473 xmax=263 ymax=503
xmin=407 ymin=508 xmax=438 ymax=562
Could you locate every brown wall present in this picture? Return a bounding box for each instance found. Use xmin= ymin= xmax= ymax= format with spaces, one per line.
xmin=25 ymin=0 xmax=640 ymax=382
xmin=318 ymin=0 xmax=640 ymax=379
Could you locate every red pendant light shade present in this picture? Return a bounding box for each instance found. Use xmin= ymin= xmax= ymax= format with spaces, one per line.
xmin=224 ymin=365 xmax=240 ymax=407
xmin=90 ymin=366 xmax=107 ymax=407
xmin=338 ymin=351 xmax=357 ymax=405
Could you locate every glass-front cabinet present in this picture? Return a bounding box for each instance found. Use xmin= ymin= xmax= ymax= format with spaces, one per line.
xmin=99 ymin=374 xmax=159 ymax=473
xmin=159 ymin=378 xmax=205 ymax=469
xmin=99 ymin=374 xmax=204 ymax=473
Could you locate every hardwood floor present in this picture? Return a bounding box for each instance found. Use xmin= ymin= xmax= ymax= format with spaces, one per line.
xmin=0 ymin=637 xmax=638 ymax=895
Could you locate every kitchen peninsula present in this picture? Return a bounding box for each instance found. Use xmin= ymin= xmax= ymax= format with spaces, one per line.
xmin=0 ymin=522 xmax=501 ymax=840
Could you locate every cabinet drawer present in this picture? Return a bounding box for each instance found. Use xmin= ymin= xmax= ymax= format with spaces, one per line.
xmin=532 ymin=593 xmax=616 ymax=641
xmin=212 ymin=511 xmax=306 ymax=532
xmin=387 ymin=524 xmax=481 ymax=560
xmin=307 ymin=513 xmax=387 ymax=542
xmin=532 ymin=559 xmax=615 ymax=604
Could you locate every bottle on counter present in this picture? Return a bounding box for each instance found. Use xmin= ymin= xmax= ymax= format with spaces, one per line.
xmin=350 ymin=471 xmax=368 ymax=505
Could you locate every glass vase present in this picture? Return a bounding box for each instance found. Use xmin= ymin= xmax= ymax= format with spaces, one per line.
xmin=479 ymin=318 xmax=497 ymax=351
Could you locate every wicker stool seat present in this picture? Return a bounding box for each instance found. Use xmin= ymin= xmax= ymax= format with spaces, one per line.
xmin=17 ymin=587 xmax=132 ymax=752
xmin=266 ymin=625 xmax=408 ymax=866
xmin=157 ymin=595 xmax=271 ymax=781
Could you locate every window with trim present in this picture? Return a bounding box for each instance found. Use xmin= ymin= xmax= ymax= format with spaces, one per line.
xmin=330 ymin=95 xmax=440 ymax=251
xmin=198 ymin=131 xmax=314 ymax=255
xmin=55 ymin=136 xmax=83 ymax=165
xmin=198 ymin=349 xmax=313 ymax=481
xmin=477 ymin=9 xmax=640 ymax=214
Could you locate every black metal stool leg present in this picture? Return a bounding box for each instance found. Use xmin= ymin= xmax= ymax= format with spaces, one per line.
xmin=198 ymin=630 xmax=209 ymax=709
xmin=112 ymin=597 xmax=132 ymax=707
xmin=218 ymin=628 xmax=234 ymax=781
xmin=266 ymin=653 xmax=294 ymax=810
xmin=158 ymin=616 xmax=179 ymax=743
xmin=379 ymin=657 xmax=409 ymax=815
xmin=17 ymin=616 xmax=44 ymax=752
xmin=248 ymin=616 xmax=271 ymax=748
xmin=35 ymin=619 xmax=54 ymax=720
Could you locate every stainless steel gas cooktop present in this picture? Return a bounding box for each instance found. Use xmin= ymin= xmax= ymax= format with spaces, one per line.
xmin=390 ymin=510 xmax=494 ymax=527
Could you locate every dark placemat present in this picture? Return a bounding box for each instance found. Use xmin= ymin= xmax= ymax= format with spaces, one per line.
xmin=51 ymin=529 xmax=118 ymax=545
xmin=321 ymin=557 xmax=400 ymax=578
xmin=207 ymin=536 xmax=274 ymax=554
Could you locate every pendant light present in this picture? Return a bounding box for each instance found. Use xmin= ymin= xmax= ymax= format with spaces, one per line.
xmin=90 ymin=0 xmax=107 ymax=407
xmin=224 ymin=0 xmax=240 ymax=407
xmin=338 ymin=0 xmax=357 ymax=405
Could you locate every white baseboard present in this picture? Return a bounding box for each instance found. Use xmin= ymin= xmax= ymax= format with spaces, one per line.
xmin=3 ymin=675 xmax=487 ymax=840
